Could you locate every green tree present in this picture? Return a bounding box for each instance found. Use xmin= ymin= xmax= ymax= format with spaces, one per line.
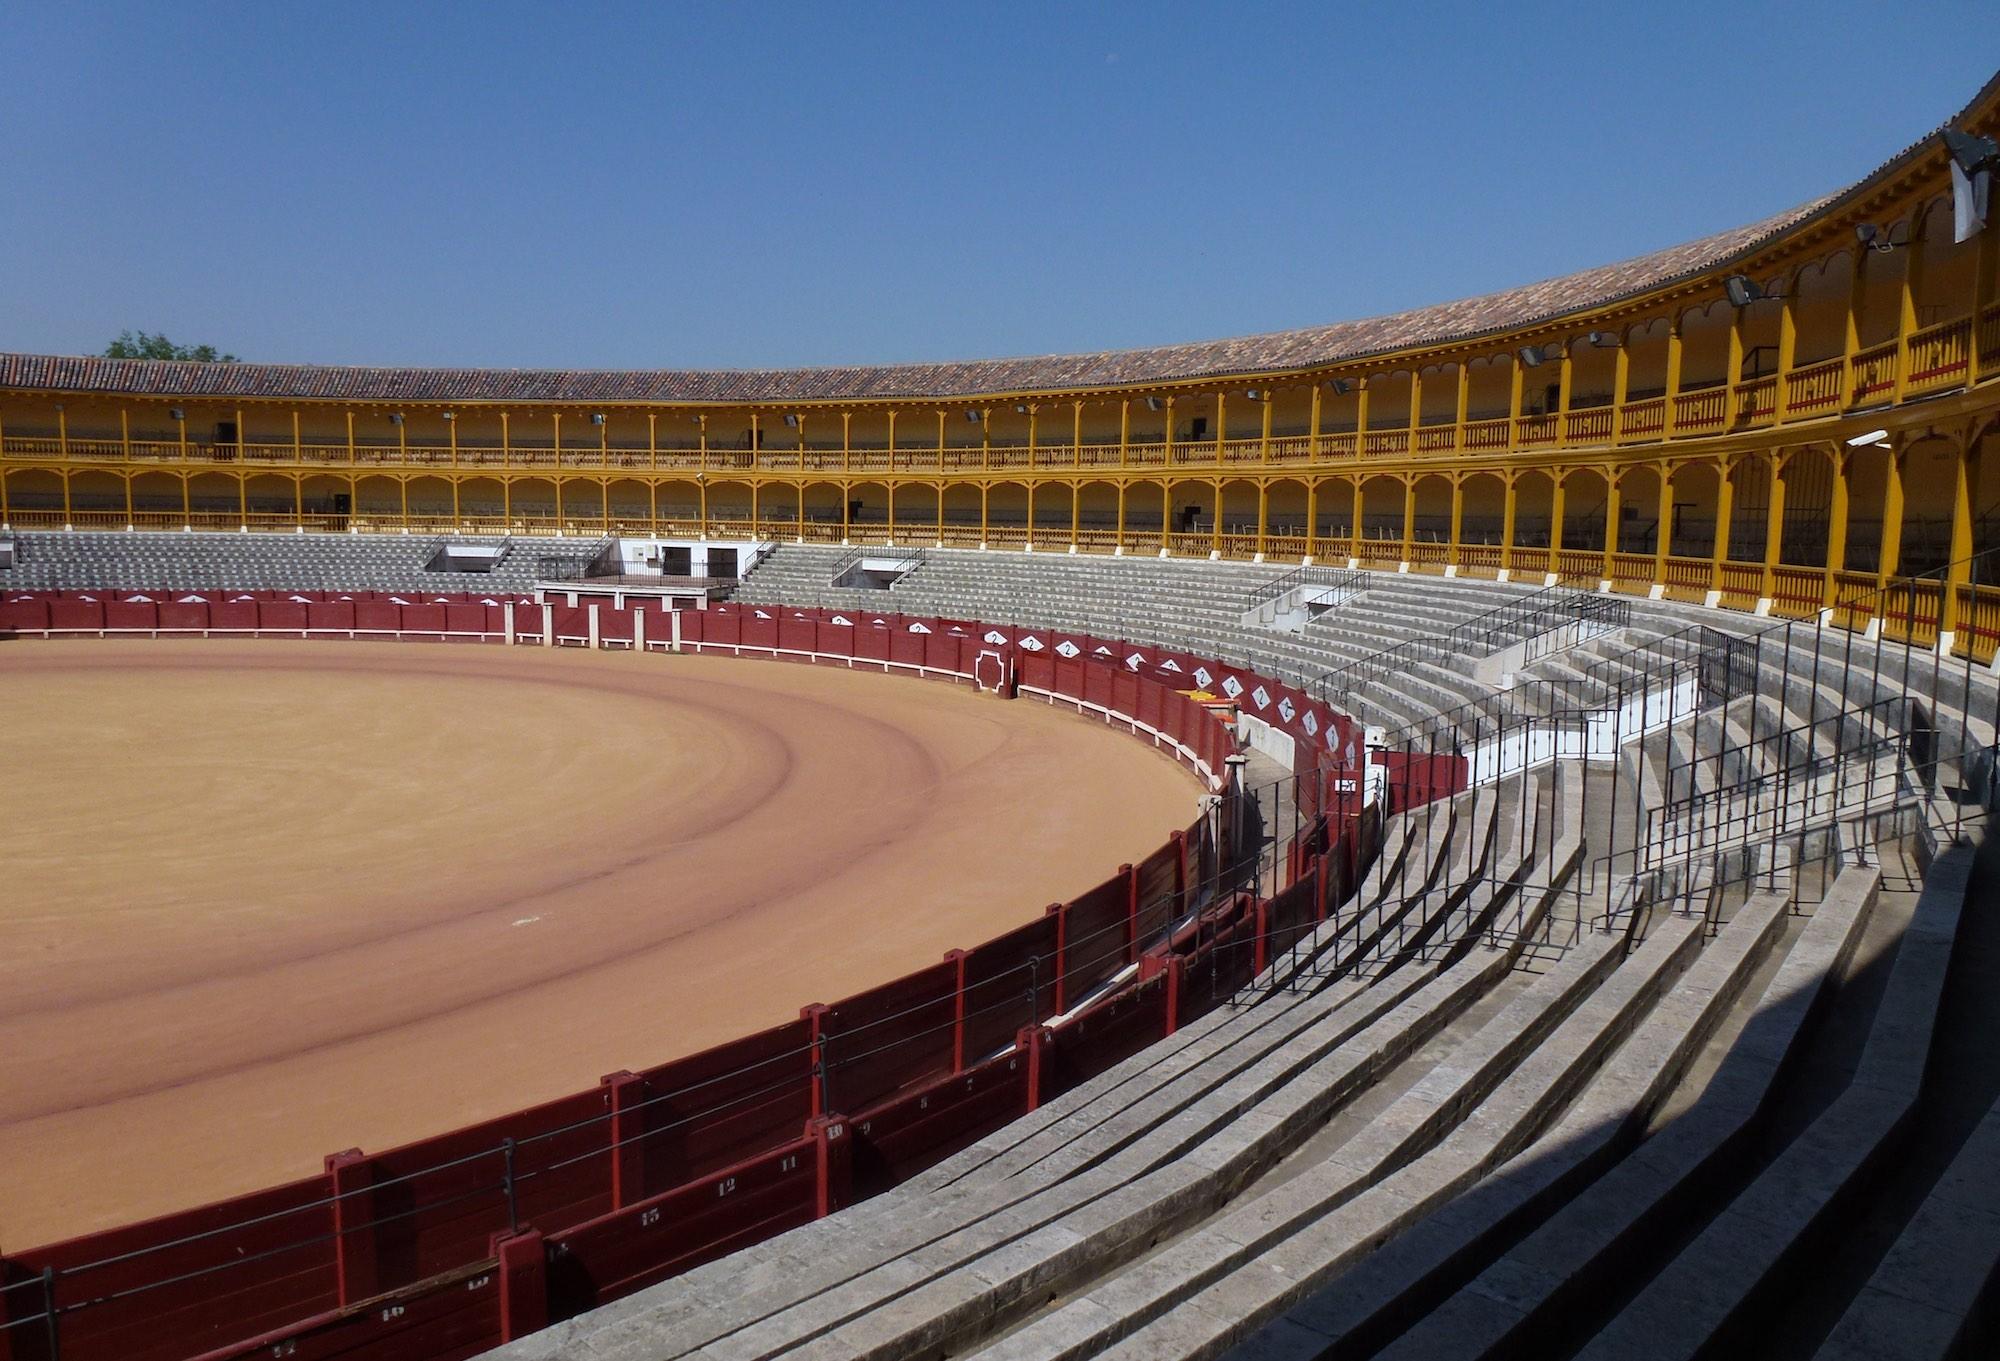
xmin=103 ymin=330 xmax=240 ymax=363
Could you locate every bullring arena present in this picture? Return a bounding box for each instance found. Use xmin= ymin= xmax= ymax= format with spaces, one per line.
xmin=0 ymin=640 xmax=1198 ymax=1244
xmin=1 ymin=63 xmax=1999 ymax=1361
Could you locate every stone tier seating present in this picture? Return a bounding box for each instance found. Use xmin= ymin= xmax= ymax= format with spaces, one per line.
xmin=0 ymin=530 xmax=602 ymax=593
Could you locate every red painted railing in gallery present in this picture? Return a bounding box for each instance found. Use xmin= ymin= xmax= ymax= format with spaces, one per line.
xmin=0 ymin=593 xmax=1379 ymax=1361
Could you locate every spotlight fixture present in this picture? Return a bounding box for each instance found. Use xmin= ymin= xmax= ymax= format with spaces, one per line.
xmin=441 ymin=411 xmax=455 ymax=421
xmin=1582 ymin=331 xmax=1619 ymax=348
xmin=1517 ymin=346 xmax=1545 ymax=369
xmin=1327 ymin=379 xmax=1351 ymax=395
xmin=1014 ymin=404 xmax=1030 ymax=415
xmin=965 ymin=409 xmax=982 ymax=423
xmin=1145 ymin=396 xmax=1164 ymax=411
xmin=1945 ymin=126 xmax=1997 ymax=242
xmin=1853 ymin=221 xmax=1907 ymax=253
xmin=590 ymin=413 xmax=606 ymax=426
xmin=170 ymin=408 xmax=185 ymax=421
xmin=1245 ymin=389 xmax=1265 ymax=401
xmin=1724 ymin=274 xmax=1786 ymax=308
xmin=783 ymin=413 xmax=798 ymax=428
xmin=1845 ymin=428 xmax=1891 ymax=448
xmin=390 ymin=413 xmax=404 ymax=426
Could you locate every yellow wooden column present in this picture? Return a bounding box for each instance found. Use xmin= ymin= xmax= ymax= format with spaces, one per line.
xmin=1549 ymin=474 xmax=1567 ymax=577
xmin=1893 ymin=225 xmax=1928 ymax=404
xmin=1500 ymin=473 xmax=1518 ymax=576
xmin=1309 ymin=384 xmax=1323 ymax=457
xmin=1072 ymin=401 xmax=1083 ymax=469
xmin=1940 ymin=429 xmax=1983 ymax=641
xmin=1554 ymin=346 xmax=1573 ymax=446
xmin=1215 ymin=392 xmax=1226 ymax=462
xmin=1774 ymin=286 xmax=1798 ymax=421
xmin=1452 ymin=363 xmax=1471 ymax=452
xmin=1399 ymin=477 xmax=1415 ymax=566
xmin=399 ymin=474 xmax=409 ymax=530
xmin=1724 ymin=307 xmax=1745 ymax=425
xmin=1841 ymin=248 xmax=1870 ymax=404
xmin=1069 ymin=479 xmax=1081 ymax=548
xmin=1210 ymin=480 xmax=1222 ymax=555
xmin=1663 ymin=324 xmax=1684 ymax=436
xmin=1712 ymin=457 xmax=1735 ymax=584
xmin=886 ymin=479 xmax=896 ymax=543
xmin=1761 ymin=451 xmax=1788 ymax=605
xmin=549 ymin=412 xmax=560 ymax=473
xmin=1256 ymin=481 xmax=1269 ymax=557
xmin=1163 ymin=397 xmax=1176 ymax=466
xmin=121 ymin=407 xmax=132 ymax=461
xmin=60 ymin=466 xmax=72 ymax=524
xmin=1350 ymin=480 xmax=1364 ymax=559
xmin=1115 ymin=480 xmax=1126 ymax=551
xmin=1304 ymin=479 xmax=1319 ymax=560
xmin=1654 ymin=463 xmax=1674 ymax=582
xmin=1160 ymin=481 xmax=1171 ymax=549
xmin=1506 ymin=354 xmax=1524 ymax=436
xmin=1118 ymin=399 xmax=1130 ymax=468
xmin=1407 ymin=370 xmax=1423 ymax=447
xmin=646 ymin=412 xmax=657 ymax=473
xmin=648 ymin=479 xmax=658 ymax=535
xmin=1877 ymin=443 xmax=1906 ymax=588
xmin=979 ymin=409 xmax=990 ymax=470
xmin=1602 ymin=469 xmax=1622 ymax=574
xmin=1824 ymin=445 xmax=1851 ymax=607
xmin=1355 ymin=380 xmax=1371 ymax=449
xmin=936 ymin=410 xmax=948 ymax=471
xmin=1259 ymin=393 xmax=1273 ymax=464
xmin=1610 ymin=341 xmax=1630 ymax=442
xmin=979 ymin=483 xmax=989 ymax=544
xmin=1447 ymin=475 xmax=1464 ymax=572
xmin=840 ymin=480 xmax=851 ymax=542
xmin=181 ymin=471 xmax=191 ymax=523
xmin=500 ymin=410 xmax=511 ymax=470
xmin=1026 ymin=404 xmax=1038 ymax=467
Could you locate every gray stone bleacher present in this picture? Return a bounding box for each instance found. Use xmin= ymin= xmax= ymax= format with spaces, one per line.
xmin=0 ymin=529 xmax=602 ymax=593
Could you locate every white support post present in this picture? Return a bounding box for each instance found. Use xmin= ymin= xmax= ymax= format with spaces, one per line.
xmin=588 ymin=602 xmax=602 ymax=649
xmin=634 ymin=607 xmax=647 ymax=650
xmin=671 ymin=608 xmax=684 ymax=652
xmin=542 ymin=605 xmax=554 ymax=647
xmin=504 ymin=600 xmax=516 ymax=645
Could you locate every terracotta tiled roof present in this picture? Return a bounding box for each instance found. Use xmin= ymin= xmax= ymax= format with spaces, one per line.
xmin=2 ymin=71 xmax=1989 ymax=407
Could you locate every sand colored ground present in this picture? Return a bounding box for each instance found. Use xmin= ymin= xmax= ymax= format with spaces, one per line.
xmin=0 ymin=639 xmax=1201 ymax=1247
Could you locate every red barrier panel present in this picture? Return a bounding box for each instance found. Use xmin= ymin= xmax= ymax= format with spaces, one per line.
xmin=740 ymin=616 xmax=778 ymax=650
xmin=306 ymin=602 xmax=355 ymax=633
xmin=887 ymin=630 xmax=924 ymax=668
xmin=777 ymin=617 xmax=815 ymax=653
xmin=1042 ymin=975 xmax=1170 ymax=1103
xmin=921 ymin=632 xmax=966 ymax=673
xmin=814 ymin=620 xmax=854 ymax=657
xmin=629 ymin=1019 xmax=813 ymax=1197
xmin=0 ymin=600 xmax=50 ymax=633
xmin=846 ymin=1048 xmax=1028 ymax=1197
xmin=1017 ymin=652 xmax=1054 ymax=692
xmin=182 ymin=1259 xmax=499 ymax=1361
xmin=1058 ymin=872 xmax=1132 ymax=1004
xmin=541 ymin=1134 xmax=820 ymax=1323
xmin=401 ymin=603 xmax=447 ymax=636
xmin=548 ymin=606 xmax=588 ymax=642
xmin=100 ymin=600 xmax=155 ymax=631
xmin=819 ymin=960 xmax=957 ymax=1116
xmin=257 ymin=601 xmax=307 ymax=633
xmin=352 ymin=601 xmax=400 ymax=633
xmin=445 ymin=603 xmax=490 ymax=636
xmin=597 ymin=608 xmax=635 ymax=644
xmin=19 ymin=1175 xmax=338 ymax=1361
xmin=957 ymin=916 xmax=1059 ymax=1062
xmin=204 ymin=601 xmax=256 ymax=632
xmin=852 ymin=625 xmax=889 ymax=662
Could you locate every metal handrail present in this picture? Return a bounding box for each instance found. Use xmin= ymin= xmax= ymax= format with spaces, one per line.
xmin=1243 ymin=562 xmax=1369 ymax=613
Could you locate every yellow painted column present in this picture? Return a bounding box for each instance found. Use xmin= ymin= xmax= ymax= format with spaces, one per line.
xmin=550 ymin=412 xmax=560 ymax=472
xmin=1654 ymin=464 xmax=1674 ymax=578
xmin=1072 ymin=401 xmax=1083 ymax=469
xmin=1118 ymin=399 xmax=1130 ymax=468
xmin=1304 ymin=479 xmax=1319 ymax=559
xmin=933 ymin=482 xmax=943 ymax=546
xmin=1841 ymin=249 xmax=1869 ymax=403
xmin=1309 ymin=384 xmax=1323 ymax=457
xmin=1603 ymin=471 xmax=1621 ymax=563
xmin=452 ymin=476 xmax=461 ymax=529
xmin=840 ymin=480 xmax=851 ymax=542
xmin=1506 ymin=355 xmax=1524 ymax=434
xmin=1549 ymin=475 xmax=1567 ymax=574
xmin=980 ymin=409 xmax=990 ymax=470
xmin=500 ymin=410 xmax=511 ymax=470
xmin=121 ymin=407 xmax=132 ymax=461
xmin=1399 ymin=477 xmax=1415 ymax=565
xmin=1452 ymin=363 xmax=1470 ymax=452
xmin=1350 ymin=480 xmax=1364 ymax=559
xmin=647 ymin=412 xmax=657 ymax=472
xmin=1163 ymin=397 xmax=1176 ymax=466
xmin=1941 ymin=431 xmax=1983 ymax=640
xmin=1663 ymin=325 xmax=1684 ymax=436
xmin=1259 ymin=394 xmax=1273 ymax=465
xmin=61 ymin=468 xmax=71 ymax=524
xmin=1725 ymin=309 xmax=1745 ymax=423
xmin=1447 ymin=476 xmax=1464 ymax=571
xmin=937 ymin=410 xmax=948 ymax=471
xmin=399 ymin=475 xmax=409 ymax=530
xmin=1215 ymin=392 xmax=1226 ymax=462
xmin=1712 ymin=458 xmax=1735 ymax=581
xmin=1610 ymin=343 xmax=1630 ymax=442
xmin=980 ymin=483 xmax=989 ymax=544
xmin=1027 ymin=405 xmax=1038 ymax=467
xmin=1775 ymin=290 xmax=1798 ymax=421
xmin=1554 ymin=347 xmax=1573 ymax=446
xmin=887 ymin=479 xmax=895 ymax=543
xmin=181 ymin=472 xmax=191 ymax=523
xmin=1115 ymin=480 xmax=1126 ymax=550
xmin=1256 ymin=481 xmax=1269 ymax=556
xmin=293 ymin=474 xmax=302 ymax=529
xmin=1761 ymin=452 xmax=1788 ymax=603
xmin=1210 ymin=481 xmax=1222 ymax=555
xmin=1877 ymin=444 xmax=1905 ymax=587
xmin=1160 ymin=481 xmax=1171 ymax=548
xmin=1500 ymin=474 xmax=1517 ymax=575
xmin=238 ymin=472 xmax=248 ymax=527
xmin=1355 ymin=380 xmax=1371 ymax=449
xmin=1824 ymin=446 xmax=1851 ymax=607
xmin=1893 ymin=227 xmax=1927 ymax=404
xmin=503 ymin=473 xmax=511 ymax=525
xmin=649 ymin=480 xmax=658 ymax=535
xmin=1406 ymin=371 xmax=1422 ymax=447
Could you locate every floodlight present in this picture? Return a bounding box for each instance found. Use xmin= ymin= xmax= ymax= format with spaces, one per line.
xmin=1328 ymin=379 xmax=1350 ymax=395
xmin=171 ymin=408 xmax=184 ymax=421
xmin=965 ymin=409 xmax=982 ymax=423
xmin=1145 ymin=397 xmax=1164 ymax=411
xmin=1582 ymin=331 xmax=1618 ymax=348
xmin=1846 ymin=428 xmax=1890 ymax=447
xmin=590 ymin=413 xmax=606 ymax=426
xmin=1014 ymin=404 xmax=1030 ymax=414
xmin=1245 ymin=389 xmax=1265 ymax=400
xmin=390 ymin=413 xmax=404 ymax=426
xmin=783 ymin=413 xmax=798 ymax=428
xmin=1517 ymin=346 xmax=1544 ymax=368
xmin=1945 ymin=127 xmax=1996 ymax=242
xmin=441 ymin=411 xmax=455 ymax=421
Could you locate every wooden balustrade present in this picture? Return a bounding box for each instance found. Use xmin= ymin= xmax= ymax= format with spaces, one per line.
xmin=1907 ymin=316 xmax=1972 ymax=395
xmin=1165 ymin=532 xmax=1209 ymax=557
xmin=1767 ymin=565 xmax=1827 ymax=620
xmin=1662 ymin=555 xmax=1713 ymax=602
xmin=1671 ymin=386 xmax=1727 ymax=436
xmin=1218 ymin=533 xmax=1259 ymax=561
xmin=1407 ymin=541 xmax=1451 ymax=571
xmin=1455 ymin=543 xmax=1502 ymax=577
xmin=1716 ymin=561 xmax=1764 ymax=612
xmin=1609 ymin=552 xmax=1655 ymax=594
xmin=1510 ymin=546 xmax=1551 ymax=578
xmin=1564 ymin=408 xmax=1613 ymax=444
xmin=1951 ymin=582 xmax=2000 ymax=666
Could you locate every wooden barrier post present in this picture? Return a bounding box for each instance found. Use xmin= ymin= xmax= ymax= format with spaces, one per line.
xmin=491 ymin=1228 xmax=547 ymax=1342
xmin=1122 ymin=862 xmax=1140 ymax=960
xmin=1045 ymin=902 xmax=1067 ymax=1015
xmin=943 ymin=949 xmax=969 ymax=1074
xmin=1253 ymin=896 xmax=1271 ymax=975
xmin=1170 ymin=829 xmax=1188 ymax=916
xmin=801 ymin=1003 xmax=830 ymax=1118
xmin=1016 ymin=1025 xmax=1050 ymax=1112
xmin=600 ymin=1070 xmax=646 ymax=1210
xmin=806 ymin=1115 xmax=852 ymax=1218
xmin=1315 ymin=849 xmax=1331 ymax=922
xmin=325 ymin=1149 xmax=379 ymax=1305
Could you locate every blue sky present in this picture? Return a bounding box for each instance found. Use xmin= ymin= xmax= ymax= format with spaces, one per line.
xmin=0 ymin=3 xmax=1990 ymax=370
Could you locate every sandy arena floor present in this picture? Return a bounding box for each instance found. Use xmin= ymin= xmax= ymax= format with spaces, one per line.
xmin=0 ymin=639 xmax=1202 ymax=1246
